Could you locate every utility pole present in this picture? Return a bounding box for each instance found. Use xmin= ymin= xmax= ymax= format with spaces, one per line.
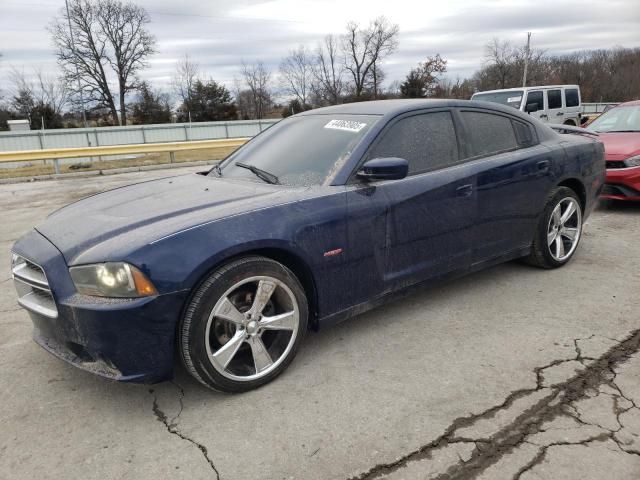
xmin=522 ymin=32 xmax=532 ymax=88
xmin=65 ymin=0 xmax=88 ymax=128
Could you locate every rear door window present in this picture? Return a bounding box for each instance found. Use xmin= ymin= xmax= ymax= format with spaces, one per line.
xmin=367 ymin=111 xmax=459 ymax=175
xmin=547 ymin=90 xmax=562 ymax=109
xmin=460 ymin=111 xmax=519 ymax=157
xmin=512 ymin=120 xmax=536 ymax=147
xmin=565 ymin=89 xmax=580 ymax=107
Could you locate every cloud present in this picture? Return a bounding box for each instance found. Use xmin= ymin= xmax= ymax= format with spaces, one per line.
xmin=0 ymin=0 xmax=638 ymax=99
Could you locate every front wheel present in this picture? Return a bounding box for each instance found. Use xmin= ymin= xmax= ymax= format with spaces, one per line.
xmin=179 ymin=256 xmax=308 ymax=392
xmin=526 ymin=187 xmax=583 ymax=269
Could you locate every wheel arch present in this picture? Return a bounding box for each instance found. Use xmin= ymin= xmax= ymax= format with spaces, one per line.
xmin=181 ymin=243 xmax=320 ymax=331
xmin=557 ymin=177 xmax=586 ymax=211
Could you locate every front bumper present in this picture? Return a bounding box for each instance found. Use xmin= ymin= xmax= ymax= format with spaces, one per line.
xmin=602 ymin=165 xmax=640 ymax=201
xmin=12 ymin=230 xmax=188 ymax=383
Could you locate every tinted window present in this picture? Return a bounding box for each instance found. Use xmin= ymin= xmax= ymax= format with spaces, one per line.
xmin=548 ymin=90 xmax=562 ymax=109
xmin=512 ymin=120 xmax=536 ymax=147
xmin=368 ymin=112 xmax=458 ymax=175
xmin=461 ymin=111 xmax=518 ymax=157
xmin=526 ymin=91 xmax=544 ymax=111
xmin=565 ymin=89 xmax=579 ymax=107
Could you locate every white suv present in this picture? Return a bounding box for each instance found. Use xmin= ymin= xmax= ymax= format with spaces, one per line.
xmin=471 ymin=85 xmax=583 ymax=126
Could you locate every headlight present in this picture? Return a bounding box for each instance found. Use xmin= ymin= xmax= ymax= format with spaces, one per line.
xmin=70 ymin=262 xmax=157 ymax=298
xmin=625 ymin=155 xmax=640 ymax=167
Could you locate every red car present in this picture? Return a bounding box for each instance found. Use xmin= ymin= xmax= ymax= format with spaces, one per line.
xmin=587 ymin=100 xmax=640 ymax=201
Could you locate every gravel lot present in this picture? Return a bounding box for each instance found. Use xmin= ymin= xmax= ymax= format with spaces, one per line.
xmin=1 ymin=166 xmax=639 ymax=480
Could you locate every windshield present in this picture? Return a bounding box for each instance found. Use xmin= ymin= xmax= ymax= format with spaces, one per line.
xmin=587 ymin=105 xmax=640 ymax=133
xmin=472 ymin=91 xmax=524 ymax=109
xmin=214 ymin=114 xmax=379 ymax=186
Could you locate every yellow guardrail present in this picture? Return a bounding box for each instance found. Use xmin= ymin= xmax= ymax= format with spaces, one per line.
xmin=0 ymin=138 xmax=249 ymax=164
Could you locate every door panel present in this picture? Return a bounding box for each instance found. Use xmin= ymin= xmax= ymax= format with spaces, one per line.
xmin=344 ymin=166 xmax=477 ymax=301
xmin=547 ymin=89 xmax=565 ymax=123
xmin=473 ymin=144 xmax=554 ymax=262
xmin=525 ymin=90 xmax=547 ymax=122
xmin=382 ymin=166 xmax=477 ymax=286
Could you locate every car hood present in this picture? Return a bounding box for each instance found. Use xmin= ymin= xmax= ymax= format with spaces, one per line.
xmin=595 ymin=132 xmax=640 ymax=160
xmin=36 ymin=173 xmax=296 ymax=264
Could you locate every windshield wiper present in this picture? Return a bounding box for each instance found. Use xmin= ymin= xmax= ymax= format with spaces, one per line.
xmin=212 ymin=163 xmax=222 ymax=177
xmin=235 ymin=162 xmax=279 ymax=185
xmin=605 ymin=130 xmax=639 ymax=133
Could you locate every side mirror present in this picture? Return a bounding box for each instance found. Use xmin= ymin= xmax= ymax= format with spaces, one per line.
xmin=357 ymin=157 xmax=409 ymax=181
xmin=525 ymin=102 xmax=539 ymax=113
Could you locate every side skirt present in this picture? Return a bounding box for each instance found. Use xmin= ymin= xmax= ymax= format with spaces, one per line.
xmin=317 ymin=246 xmax=531 ymax=329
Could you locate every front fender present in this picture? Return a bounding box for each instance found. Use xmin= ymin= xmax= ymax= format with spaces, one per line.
xmin=123 ymin=190 xmax=348 ymax=319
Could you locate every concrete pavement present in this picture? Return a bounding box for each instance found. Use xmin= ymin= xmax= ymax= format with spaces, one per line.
xmin=1 ymin=166 xmax=639 ymax=479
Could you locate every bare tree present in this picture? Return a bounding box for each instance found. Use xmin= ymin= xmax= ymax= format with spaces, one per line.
xmin=50 ymin=0 xmax=156 ymax=125
xmin=8 ymin=68 xmax=69 ymax=128
xmin=312 ymin=35 xmax=345 ymax=105
xmin=240 ymin=61 xmax=272 ymax=119
xmin=279 ymin=46 xmax=313 ymax=106
xmin=343 ymin=17 xmax=399 ymax=98
xmin=173 ymin=54 xmax=199 ymax=105
xmin=482 ymin=38 xmax=523 ymax=89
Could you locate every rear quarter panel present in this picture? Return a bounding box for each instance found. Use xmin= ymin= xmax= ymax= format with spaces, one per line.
xmin=554 ymin=135 xmax=605 ymax=217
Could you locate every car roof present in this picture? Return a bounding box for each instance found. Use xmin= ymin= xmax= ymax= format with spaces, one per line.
xmin=473 ymin=85 xmax=580 ymax=95
xmin=297 ymin=99 xmax=512 ymax=117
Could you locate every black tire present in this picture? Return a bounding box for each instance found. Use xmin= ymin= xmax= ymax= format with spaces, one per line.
xmin=525 ymin=186 xmax=583 ymax=269
xmin=179 ymin=256 xmax=308 ymax=393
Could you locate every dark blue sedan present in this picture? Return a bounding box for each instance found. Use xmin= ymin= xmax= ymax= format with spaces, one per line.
xmin=11 ymin=100 xmax=605 ymax=392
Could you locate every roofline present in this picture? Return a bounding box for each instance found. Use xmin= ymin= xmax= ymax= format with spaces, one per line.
xmin=473 ymin=85 xmax=580 ymax=95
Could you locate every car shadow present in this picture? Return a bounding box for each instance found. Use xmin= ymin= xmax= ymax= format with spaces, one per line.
xmin=167 ymin=259 xmax=540 ymax=399
xmin=596 ymin=198 xmax=640 ymax=214
xmin=38 ymin=257 xmax=535 ymax=406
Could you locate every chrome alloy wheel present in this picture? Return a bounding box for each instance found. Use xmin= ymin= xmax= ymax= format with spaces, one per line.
xmin=547 ymin=197 xmax=582 ymax=262
xmin=204 ymin=276 xmax=300 ymax=381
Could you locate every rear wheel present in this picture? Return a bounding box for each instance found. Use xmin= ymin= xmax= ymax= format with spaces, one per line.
xmin=179 ymin=256 xmax=308 ymax=392
xmin=526 ymin=187 xmax=583 ymax=269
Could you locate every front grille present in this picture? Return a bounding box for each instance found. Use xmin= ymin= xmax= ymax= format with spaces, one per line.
xmin=12 ymin=254 xmax=58 ymax=318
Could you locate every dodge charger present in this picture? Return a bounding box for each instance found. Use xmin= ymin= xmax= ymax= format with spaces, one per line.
xmin=11 ymin=100 xmax=605 ymax=392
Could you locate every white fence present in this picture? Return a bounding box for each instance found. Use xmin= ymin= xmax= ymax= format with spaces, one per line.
xmin=0 ymin=119 xmax=279 ymax=152
xmin=581 ymin=103 xmax=619 ymax=114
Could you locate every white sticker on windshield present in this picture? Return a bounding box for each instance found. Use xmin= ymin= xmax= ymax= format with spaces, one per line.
xmin=507 ymin=96 xmax=522 ymax=103
xmin=324 ymin=119 xmax=367 ymax=132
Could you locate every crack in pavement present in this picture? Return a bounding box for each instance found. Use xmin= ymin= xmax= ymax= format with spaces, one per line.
xmin=150 ymin=385 xmax=220 ymax=479
xmin=348 ymin=329 xmax=640 ymax=480
xmin=513 ymin=434 xmax=612 ymax=479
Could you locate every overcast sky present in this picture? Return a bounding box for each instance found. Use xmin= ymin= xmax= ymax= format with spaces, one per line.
xmin=1 ymin=0 xmax=639 ymax=99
